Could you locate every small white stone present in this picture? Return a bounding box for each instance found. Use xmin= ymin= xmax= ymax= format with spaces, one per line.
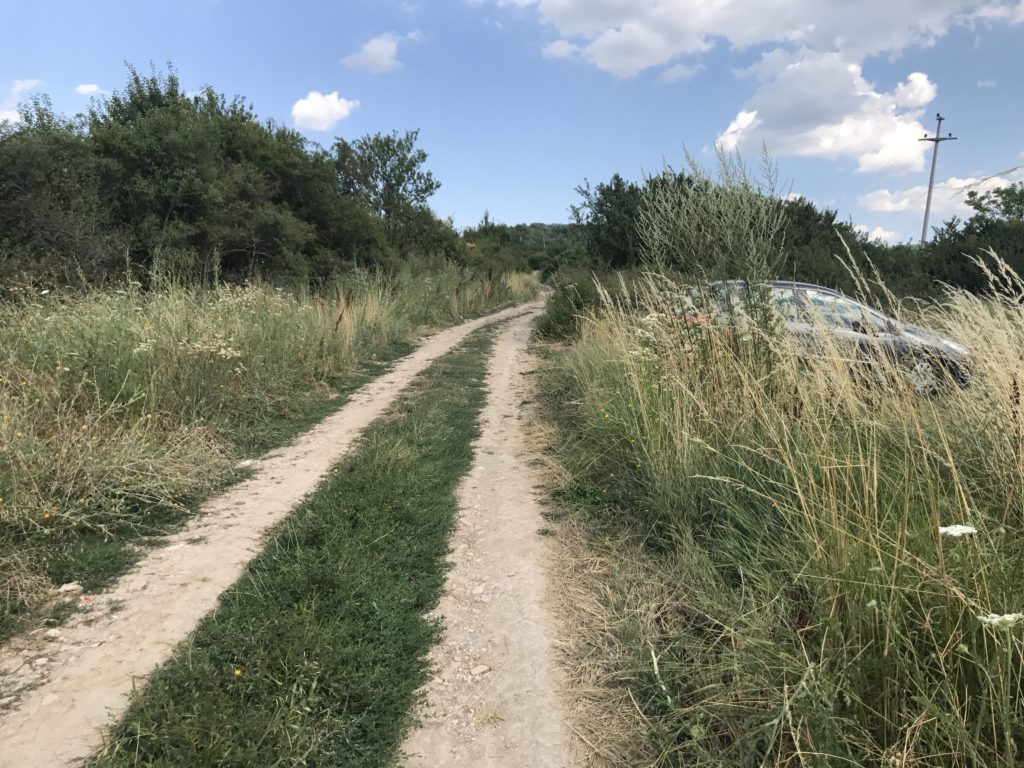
xmin=44 ymin=629 xmax=61 ymax=640
xmin=56 ymin=582 xmax=83 ymax=595
xmin=470 ymin=664 xmax=490 ymax=676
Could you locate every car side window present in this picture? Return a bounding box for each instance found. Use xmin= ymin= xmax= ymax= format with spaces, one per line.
xmin=769 ymin=287 xmax=808 ymax=322
xmin=802 ymin=289 xmax=889 ymax=333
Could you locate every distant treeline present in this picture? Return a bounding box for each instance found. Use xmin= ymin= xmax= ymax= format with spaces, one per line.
xmin=0 ymin=66 xmax=563 ymax=287
xmin=3 ymin=65 xmax=1019 ymax=296
xmin=562 ymin=170 xmax=1024 ymax=298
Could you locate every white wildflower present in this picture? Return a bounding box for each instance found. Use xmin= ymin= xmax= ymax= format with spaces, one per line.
xmin=977 ymin=613 xmax=1024 ymax=629
xmin=866 ymin=599 xmax=878 ymax=609
xmin=939 ymin=524 xmax=977 ymax=538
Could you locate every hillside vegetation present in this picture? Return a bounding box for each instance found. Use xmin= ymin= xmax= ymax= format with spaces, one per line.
xmin=0 ymin=66 xmax=561 ymax=285
xmin=562 ymin=153 xmax=1024 ymax=300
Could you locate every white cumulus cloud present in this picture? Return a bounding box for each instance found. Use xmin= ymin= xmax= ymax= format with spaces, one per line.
xmin=291 ymin=91 xmax=360 ymax=131
xmin=498 ymin=0 xmax=1021 ymax=77
xmin=0 ymin=78 xmax=43 ymax=124
xmin=858 ymin=169 xmax=1024 ymax=219
xmin=491 ymin=1 xmax=1023 ymax=175
xmin=75 ymin=83 xmax=106 ymax=96
xmin=716 ymin=110 xmax=759 ymax=153
xmin=855 ymin=224 xmax=899 ymax=241
xmin=661 ymin=63 xmax=700 ymax=82
xmin=12 ymin=78 xmax=42 ymax=98
xmin=343 ymin=33 xmax=416 ymax=73
xmin=715 ymin=52 xmax=938 ymax=173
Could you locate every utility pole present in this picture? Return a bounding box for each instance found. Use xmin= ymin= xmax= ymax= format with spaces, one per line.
xmin=919 ymin=113 xmax=957 ymax=244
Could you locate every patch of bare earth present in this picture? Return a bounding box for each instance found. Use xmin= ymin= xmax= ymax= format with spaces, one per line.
xmin=402 ymin=308 xmax=571 ymax=768
xmin=0 ymin=301 xmax=541 ymax=768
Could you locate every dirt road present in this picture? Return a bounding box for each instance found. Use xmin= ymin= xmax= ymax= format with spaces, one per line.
xmin=0 ymin=302 xmax=541 ymax=768
xmin=402 ymin=309 xmax=570 ymax=767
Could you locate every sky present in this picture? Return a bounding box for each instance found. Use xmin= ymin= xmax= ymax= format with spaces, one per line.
xmin=1 ymin=0 xmax=1023 ymax=242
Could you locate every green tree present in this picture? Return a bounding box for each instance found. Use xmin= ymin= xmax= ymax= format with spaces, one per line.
xmin=83 ymin=66 xmax=385 ymax=282
xmin=924 ymin=184 xmax=1024 ymax=294
xmin=0 ymin=97 xmax=119 ymax=283
xmin=570 ymin=174 xmax=643 ymax=268
xmin=333 ymin=129 xmax=441 ymax=251
xmin=965 ymin=181 xmax=1024 ymax=224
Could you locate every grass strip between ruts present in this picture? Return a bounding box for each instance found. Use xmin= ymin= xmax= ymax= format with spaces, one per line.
xmin=89 ymin=326 xmax=498 ymax=768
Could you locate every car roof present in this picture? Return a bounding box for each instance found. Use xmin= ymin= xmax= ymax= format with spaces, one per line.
xmin=709 ymin=279 xmax=839 ymax=293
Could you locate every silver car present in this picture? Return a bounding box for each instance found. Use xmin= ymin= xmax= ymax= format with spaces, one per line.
xmin=705 ymin=280 xmax=972 ymax=395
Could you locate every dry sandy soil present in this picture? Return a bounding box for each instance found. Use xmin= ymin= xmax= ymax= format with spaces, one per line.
xmin=402 ymin=309 xmax=571 ymax=767
xmin=0 ymin=301 xmax=541 ymax=768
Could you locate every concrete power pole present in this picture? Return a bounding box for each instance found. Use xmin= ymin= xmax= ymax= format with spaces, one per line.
xmin=919 ymin=113 xmax=957 ymax=244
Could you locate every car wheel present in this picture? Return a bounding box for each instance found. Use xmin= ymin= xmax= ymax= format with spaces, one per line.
xmin=905 ymin=360 xmax=938 ymax=397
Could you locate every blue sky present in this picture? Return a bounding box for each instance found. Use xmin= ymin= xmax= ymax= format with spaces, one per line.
xmin=1 ymin=0 xmax=1022 ymax=242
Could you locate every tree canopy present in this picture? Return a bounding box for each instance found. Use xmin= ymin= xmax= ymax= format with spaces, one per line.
xmin=0 ymin=66 xmax=519 ymax=287
xmin=566 ymin=165 xmax=1024 ymax=299
xmin=334 ymin=129 xmax=442 ymax=253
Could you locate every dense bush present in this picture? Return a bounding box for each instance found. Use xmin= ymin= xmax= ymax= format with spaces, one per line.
xmin=570 ymin=156 xmax=1024 ymax=301
xmin=0 ymin=66 xmax=540 ymax=287
xmin=542 ymin=152 xmax=1024 ymax=765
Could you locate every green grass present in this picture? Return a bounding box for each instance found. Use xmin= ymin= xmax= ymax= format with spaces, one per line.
xmin=89 ymin=326 xmax=497 ymax=768
xmin=1 ymin=266 xmax=539 ymax=640
xmin=0 ymin=337 xmax=415 ymax=642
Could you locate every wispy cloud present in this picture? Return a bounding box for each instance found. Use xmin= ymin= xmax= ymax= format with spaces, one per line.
xmin=344 ymin=32 xmax=421 ymax=74
xmin=1 ymin=78 xmax=43 ymax=124
xmin=542 ymin=40 xmax=578 ymax=59
xmin=661 ymin=63 xmax=700 ymax=82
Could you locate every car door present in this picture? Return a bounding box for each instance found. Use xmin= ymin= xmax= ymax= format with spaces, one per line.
xmin=769 ymin=285 xmax=816 ymax=350
xmin=798 ymin=287 xmax=899 ymax=363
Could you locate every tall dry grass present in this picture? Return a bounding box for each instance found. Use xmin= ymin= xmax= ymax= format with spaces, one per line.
xmin=544 ymin=257 xmax=1024 ymax=765
xmin=0 ymin=264 xmax=539 ymax=635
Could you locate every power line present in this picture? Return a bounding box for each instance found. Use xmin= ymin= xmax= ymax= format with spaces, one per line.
xmin=918 ymin=113 xmax=957 ymax=244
